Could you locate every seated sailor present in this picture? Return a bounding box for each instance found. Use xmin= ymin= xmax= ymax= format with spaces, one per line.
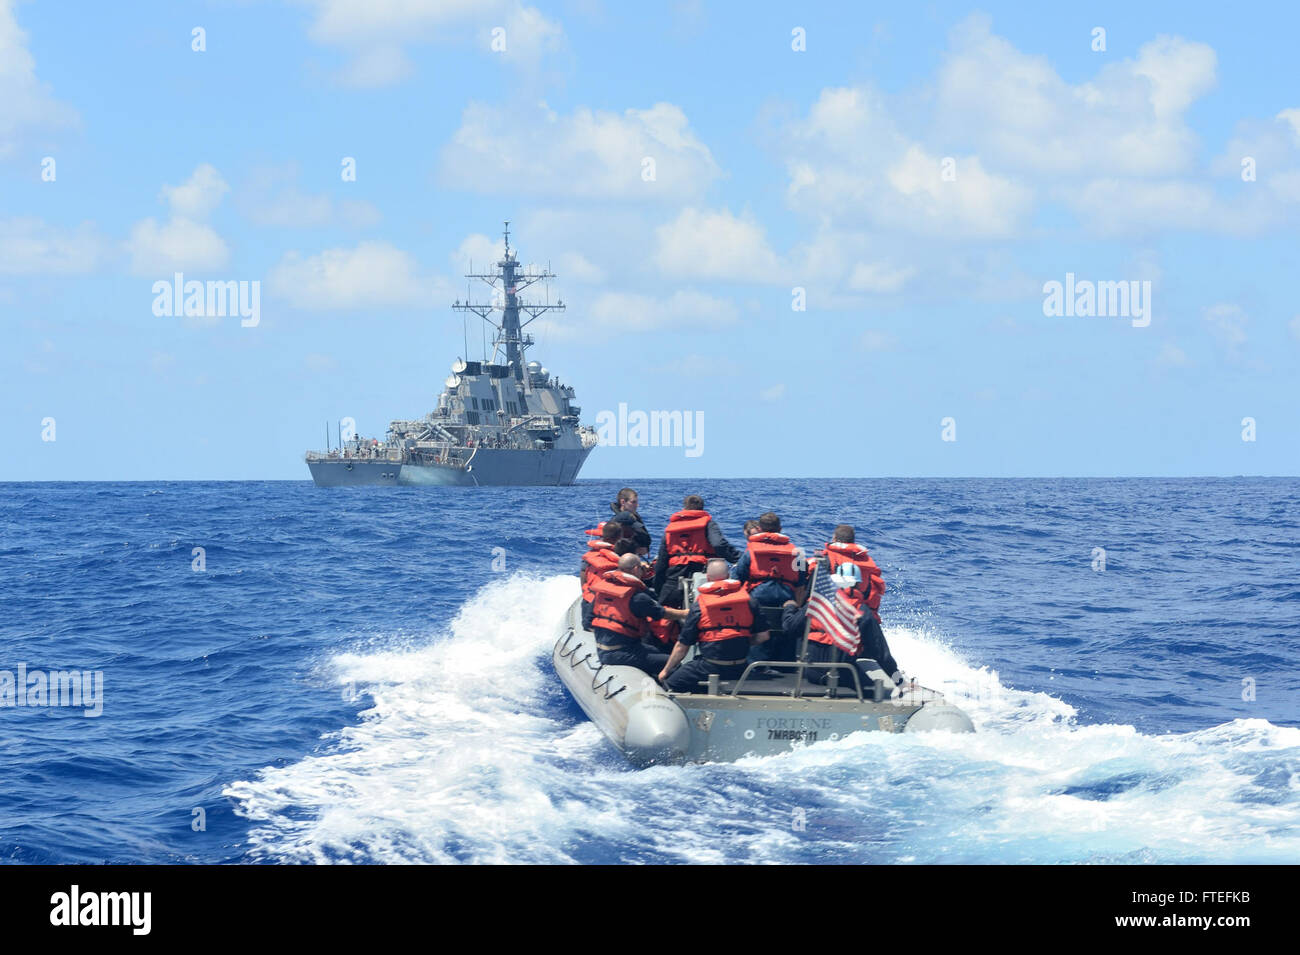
xmin=784 ymin=526 xmax=901 ymax=688
xmin=659 ymin=558 xmax=769 ymax=693
xmin=579 ymin=521 xmax=623 ymax=614
xmin=731 ymin=510 xmax=807 ymax=661
xmin=583 ymin=554 xmax=689 ymax=678
xmin=652 ymin=494 xmax=740 ymax=610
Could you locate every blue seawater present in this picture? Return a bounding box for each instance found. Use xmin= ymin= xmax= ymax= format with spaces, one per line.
xmin=0 ymin=478 xmax=1296 ymax=864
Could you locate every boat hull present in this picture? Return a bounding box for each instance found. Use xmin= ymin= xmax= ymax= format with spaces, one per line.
xmin=307 ymin=445 xmax=594 ymax=487
xmin=551 ymin=595 xmax=973 ymax=766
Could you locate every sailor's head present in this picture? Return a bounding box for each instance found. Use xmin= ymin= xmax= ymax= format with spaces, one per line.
xmin=758 ymin=511 xmax=781 ymax=533
xmin=833 ymin=524 xmax=855 ymax=543
xmin=830 ymin=561 xmax=862 ymax=590
xmin=742 ymin=519 xmax=760 ymax=539
xmin=615 ymin=487 xmax=639 ymax=513
xmin=600 ymin=521 xmax=622 ymax=543
xmin=617 ymin=553 xmax=642 ymax=574
xmin=683 ymin=494 xmax=704 ymax=510
xmin=705 ymin=558 xmax=729 ymax=581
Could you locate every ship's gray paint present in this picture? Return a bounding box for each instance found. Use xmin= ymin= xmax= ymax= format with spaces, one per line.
xmin=308 ymin=445 xmax=594 ymax=487
xmin=305 ymin=224 xmax=597 ymax=488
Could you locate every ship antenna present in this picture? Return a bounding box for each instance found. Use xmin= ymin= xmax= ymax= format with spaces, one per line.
xmin=503 ymin=220 xmax=510 ymax=257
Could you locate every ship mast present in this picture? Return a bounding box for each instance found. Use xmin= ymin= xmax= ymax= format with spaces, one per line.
xmin=451 ymin=221 xmax=565 ymax=382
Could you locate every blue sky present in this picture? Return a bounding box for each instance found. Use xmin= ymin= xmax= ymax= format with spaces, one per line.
xmin=2 ymin=0 xmax=1298 ymax=479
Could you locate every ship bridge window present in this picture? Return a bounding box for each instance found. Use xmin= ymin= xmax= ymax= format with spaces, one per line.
xmin=472 ymin=397 xmax=480 ymax=410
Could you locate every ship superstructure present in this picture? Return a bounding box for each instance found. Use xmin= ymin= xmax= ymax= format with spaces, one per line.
xmin=305 ymin=224 xmax=597 ymax=486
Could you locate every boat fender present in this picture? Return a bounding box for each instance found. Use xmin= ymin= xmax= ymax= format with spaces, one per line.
xmin=903 ymin=703 xmax=975 ymax=734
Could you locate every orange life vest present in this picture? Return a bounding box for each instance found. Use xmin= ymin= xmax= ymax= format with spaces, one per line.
xmin=590 ymin=570 xmax=650 ymax=639
xmin=647 ymin=617 xmax=680 ymax=648
xmin=584 ymin=523 xmax=605 ymax=538
xmin=695 ymin=578 xmax=753 ymax=643
xmin=824 ymin=541 xmax=885 ymax=617
xmin=806 ymin=543 xmax=885 ymax=649
xmin=581 ymin=541 xmax=619 ymax=602
xmin=744 ymin=532 xmax=800 ymax=588
xmin=663 ymin=509 xmax=714 ymax=566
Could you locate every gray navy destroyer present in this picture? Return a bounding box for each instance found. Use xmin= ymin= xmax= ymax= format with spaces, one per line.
xmin=306 ymin=224 xmax=597 ymax=487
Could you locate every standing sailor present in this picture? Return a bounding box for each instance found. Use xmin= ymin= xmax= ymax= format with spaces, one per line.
xmin=660 ymin=559 xmax=769 ymax=692
xmin=652 ymin=494 xmax=740 ymax=609
xmin=609 ymin=487 xmax=652 ymax=556
xmin=584 ymin=554 xmax=689 ymax=678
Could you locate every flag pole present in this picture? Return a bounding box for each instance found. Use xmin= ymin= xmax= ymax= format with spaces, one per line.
xmin=797 ymin=557 xmax=818 ymax=662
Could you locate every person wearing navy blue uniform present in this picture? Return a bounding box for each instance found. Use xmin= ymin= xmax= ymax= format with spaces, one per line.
xmin=584 ymin=553 xmax=688 ymax=677
xmin=732 ymin=511 xmax=807 ymax=661
xmin=660 ymin=559 xmax=769 ymax=692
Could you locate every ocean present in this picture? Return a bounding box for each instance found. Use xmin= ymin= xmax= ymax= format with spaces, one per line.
xmin=1 ymin=478 xmax=1297 ymax=864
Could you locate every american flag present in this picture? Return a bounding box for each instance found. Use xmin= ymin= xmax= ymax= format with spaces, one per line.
xmin=806 ymin=566 xmax=862 ymax=655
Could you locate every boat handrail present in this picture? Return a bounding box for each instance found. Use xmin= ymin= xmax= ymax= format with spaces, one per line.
xmin=729 ymin=660 xmax=868 ymax=701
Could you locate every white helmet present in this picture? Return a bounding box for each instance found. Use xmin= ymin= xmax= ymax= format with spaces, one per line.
xmin=830 ymin=562 xmax=862 ymax=590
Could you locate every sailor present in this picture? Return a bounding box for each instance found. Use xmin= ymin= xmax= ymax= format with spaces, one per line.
xmin=609 ymin=487 xmax=652 ymax=555
xmin=579 ymin=521 xmax=624 ymax=613
xmin=583 ymin=554 xmax=688 ymax=678
xmin=660 ymin=559 xmax=769 ymax=692
xmin=731 ymin=511 xmax=807 ymax=660
xmin=786 ymin=525 xmax=901 ymax=688
xmin=652 ymin=494 xmax=740 ymax=609
xmin=742 ymin=519 xmax=761 ymax=539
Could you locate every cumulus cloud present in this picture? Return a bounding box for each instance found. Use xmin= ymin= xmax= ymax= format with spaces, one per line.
xmin=538 ymin=288 xmax=738 ymax=341
xmin=935 ymin=17 xmax=1216 ymax=177
xmin=298 ymin=0 xmax=563 ymax=86
xmin=442 ymin=100 xmax=719 ymax=199
xmin=0 ymin=0 xmax=76 ymax=157
xmin=0 ymin=218 xmax=109 ymax=274
xmin=783 ymin=86 xmax=1032 ymax=238
xmin=238 ymin=164 xmax=380 ymax=229
xmin=127 ymin=217 xmax=228 ymax=275
xmin=268 ymin=240 xmax=447 ymax=309
xmin=127 ymin=165 xmax=231 ymax=275
xmin=1203 ymin=303 xmax=1247 ymax=349
xmin=652 ymin=208 xmax=782 ymax=280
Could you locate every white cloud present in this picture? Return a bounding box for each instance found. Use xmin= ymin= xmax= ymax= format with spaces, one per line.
xmin=127 ymin=165 xmax=232 ymax=275
xmin=0 ymin=0 xmax=76 ymax=157
xmin=0 ymin=218 xmax=109 ymax=274
xmin=848 ymin=261 xmax=916 ymax=293
xmin=161 ymin=164 xmax=229 ymax=219
xmin=442 ymin=100 xmax=719 ymax=199
xmin=268 ymin=240 xmax=446 ymax=309
xmin=239 ymin=164 xmax=380 ymax=229
xmin=1290 ymin=315 xmax=1300 ymax=342
xmin=127 ymin=217 xmax=228 ymax=276
xmin=540 ymin=288 xmax=737 ymax=340
xmin=935 ymin=17 xmax=1215 ymax=177
xmin=759 ymin=383 xmax=786 ymax=401
xmin=652 ymin=208 xmax=782 ymax=280
xmin=783 ymin=86 xmax=1032 ymax=238
xmin=1154 ymin=343 xmax=1192 ymax=368
xmin=299 ymin=0 xmax=563 ymax=86
xmin=1204 ymin=303 xmax=1247 ymax=348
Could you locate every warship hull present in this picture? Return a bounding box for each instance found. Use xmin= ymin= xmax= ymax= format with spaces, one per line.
xmin=308 ymin=445 xmax=594 ymax=487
